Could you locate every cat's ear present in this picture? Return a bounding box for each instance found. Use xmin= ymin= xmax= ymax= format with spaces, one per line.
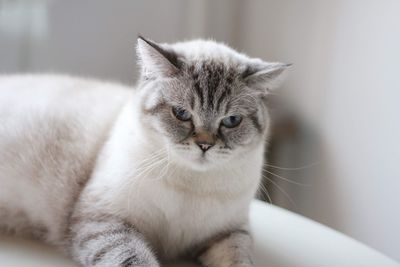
xmin=136 ymin=36 xmax=181 ymax=78
xmin=243 ymin=62 xmax=291 ymax=94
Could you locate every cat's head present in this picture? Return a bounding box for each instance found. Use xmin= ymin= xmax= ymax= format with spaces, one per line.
xmin=136 ymin=37 xmax=290 ymax=171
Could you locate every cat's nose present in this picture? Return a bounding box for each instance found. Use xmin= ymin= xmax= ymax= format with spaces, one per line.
xmin=195 ymin=141 xmax=214 ymax=152
xmin=193 ymin=131 xmax=215 ymax=152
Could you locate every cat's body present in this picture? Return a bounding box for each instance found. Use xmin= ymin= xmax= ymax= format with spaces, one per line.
xmin=0 ymin=75 xmax=130 ymax=242
xmin=0 ymin=38 xmax=289 ymax=267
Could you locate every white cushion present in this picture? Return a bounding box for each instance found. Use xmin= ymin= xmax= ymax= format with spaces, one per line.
xmin=0 ymin=200 xmax=398 ymax=267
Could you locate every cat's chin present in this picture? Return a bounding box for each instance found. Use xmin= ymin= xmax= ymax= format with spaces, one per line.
xmin=185 ymin=157 xmax=218 ymax=172
xmin=170 ymin=150 xmax=228 ymax=172
xmin=174 ymin=156 xmax=217 ymax=172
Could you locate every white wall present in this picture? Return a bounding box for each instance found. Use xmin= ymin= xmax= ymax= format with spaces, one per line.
xmin=0 ymin=0 xmax=238 ymax=83
xmin=1 ymin=0 xmax=399 ymax=261
xmin=317 ymin=1 xmax=400 ymax=259
xmin=236 ymin=0 xmax=400 ymax=260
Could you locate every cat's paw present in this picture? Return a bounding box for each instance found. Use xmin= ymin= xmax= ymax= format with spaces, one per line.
xmin=227 ymin=259 xmax=254 ymax=267
xmin=120 ymin=255 xmax=160 ymax=267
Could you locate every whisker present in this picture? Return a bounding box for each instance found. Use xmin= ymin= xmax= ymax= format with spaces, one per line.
xmin=262 ymin=168 xmax=311 ymax=186
xmin=140 ymin=144 xmax=172 ymax=182
xmin=135 ymin=148 xmax=167 ymax=168
xmin=258 ymin=182 xmax=273 ymax=204
xmin=126 ymin=147 xmax=168 ymax=210
xmin=136 ymin=157 xmax=167 ymax=181
xmin=263 ymin=161 xmax=320 ymax=171
xmin=263 ymin=174 xmax=297 ymax=208
xmin=126 ymin=157 xmax=167 ymax=209
xmin=130 ymin=149 xmax=168 ymax=175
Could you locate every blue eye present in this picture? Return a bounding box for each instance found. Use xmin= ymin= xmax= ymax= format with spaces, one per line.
xmin=221 ymin=115 xmax=242 ymax=128
xmin=172 ymin=107 xmax=191 ymax=121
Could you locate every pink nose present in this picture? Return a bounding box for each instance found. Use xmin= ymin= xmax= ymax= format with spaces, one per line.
xmin=196 ymin=142 xmax=213 ymax=152
xmin=192 ymin=131 xmax=216 ymax=152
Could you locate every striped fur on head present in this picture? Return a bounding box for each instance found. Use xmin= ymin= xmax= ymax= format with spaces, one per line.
xmin=137 ymin=37 xmax=290 ymax=171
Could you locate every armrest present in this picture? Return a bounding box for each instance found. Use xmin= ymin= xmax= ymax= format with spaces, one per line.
xmin=0 ymin=200 xmax=398 ymax=267
xmin=250 ymin=200 xmax=399 ymax=267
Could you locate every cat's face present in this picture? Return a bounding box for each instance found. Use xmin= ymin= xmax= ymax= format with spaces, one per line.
xmin=137 ymin=37 xmax=289 ymax=171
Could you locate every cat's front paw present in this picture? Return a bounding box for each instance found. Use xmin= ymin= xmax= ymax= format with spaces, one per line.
xmin=234 ymin=264 xmax=254 ymax=267
xmin=120 ymin=255 xmax=160 ymax=267
xmin=228 ymin=259 xmax=254 ymax=267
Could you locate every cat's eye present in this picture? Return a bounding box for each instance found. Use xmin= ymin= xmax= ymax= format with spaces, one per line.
xmin=221 ymin=115 xmax=242 ymax=128
xmin=172 ymin=106 xmax=191 ymax=121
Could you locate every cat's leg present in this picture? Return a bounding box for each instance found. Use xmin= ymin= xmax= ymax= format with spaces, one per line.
xmin=68 ymin=216 xmax=159 ymax=267
xmin=196 ymin=229 xmax=254 ymax=267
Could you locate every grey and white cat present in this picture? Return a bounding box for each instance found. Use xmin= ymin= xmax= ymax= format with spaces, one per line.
xmin=0 ymin=37 xmax=289 ymax=267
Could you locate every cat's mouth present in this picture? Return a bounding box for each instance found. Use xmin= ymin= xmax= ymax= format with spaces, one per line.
xmin=197 ymin=153 xmax=209 ymax=162
xmin=169 ymin=148 xmax=214 ymax=170
xmin=170 ymin=143 xmax=233 ymax=171
xmin=185 ymin=150 xmax=210 ymax=164
xmin=190 ymin=156 xmax=215 ymax=171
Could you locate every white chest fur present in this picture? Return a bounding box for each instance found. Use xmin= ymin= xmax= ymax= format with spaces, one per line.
xmin=125 ymin=169 xmax=255 ymax=258
xmin=88 ymin=154 xmax=260 ymax=258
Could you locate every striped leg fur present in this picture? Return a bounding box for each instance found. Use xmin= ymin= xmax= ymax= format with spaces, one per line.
xmin=68 ymin=216 xmax=159 ymax=267
xmin=197 ymin=230 xmax=254 ymax=267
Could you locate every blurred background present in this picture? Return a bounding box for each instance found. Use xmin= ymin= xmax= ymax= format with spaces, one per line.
xmin=1 ymin=0 xmax=399 ymax=262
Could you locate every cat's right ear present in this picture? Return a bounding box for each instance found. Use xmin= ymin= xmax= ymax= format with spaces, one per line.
xmin=243 ymin=62 xmax=292 ymax=95
xmin=136 ymin=36 xmax=181 ymax=78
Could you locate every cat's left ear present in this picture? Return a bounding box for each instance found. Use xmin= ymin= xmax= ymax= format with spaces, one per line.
xmin=243 ymin=62 xmax=291 ymax=95
xmin=136 ymin=36 xmax=181 ymax=78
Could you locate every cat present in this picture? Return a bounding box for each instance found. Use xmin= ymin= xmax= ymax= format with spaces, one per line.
xmin=0 ymin=37 xmax=289 ymax=267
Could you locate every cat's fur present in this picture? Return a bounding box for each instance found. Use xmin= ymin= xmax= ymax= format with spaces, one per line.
xmin=0 ymin=37 xmax=289 ymax=267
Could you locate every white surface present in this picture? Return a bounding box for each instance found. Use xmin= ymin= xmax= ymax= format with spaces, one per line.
xmin=0 ymin=200 xmax=398 ymax=267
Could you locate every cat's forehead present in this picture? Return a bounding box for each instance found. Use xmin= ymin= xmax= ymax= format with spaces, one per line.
xmin=185 ymin=60 xmax=240 ymax=86
xmin=171 ymin=60 xmax=256 ymax=117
